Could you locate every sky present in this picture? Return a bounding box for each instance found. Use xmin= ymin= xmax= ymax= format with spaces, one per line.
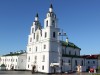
xmin=0 ymin=0 xmax=100 ymax=55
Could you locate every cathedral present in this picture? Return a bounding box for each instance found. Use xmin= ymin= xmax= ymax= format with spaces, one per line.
xmin=26 ymin=4 xmax=87 ymax=73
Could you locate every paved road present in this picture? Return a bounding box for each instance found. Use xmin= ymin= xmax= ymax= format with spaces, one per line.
xmin=0 ymin=71 xmax=98 ymax=75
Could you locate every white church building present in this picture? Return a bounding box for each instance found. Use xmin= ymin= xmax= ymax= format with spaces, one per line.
xmin=25 ymin=4 xmax=87 ymax=73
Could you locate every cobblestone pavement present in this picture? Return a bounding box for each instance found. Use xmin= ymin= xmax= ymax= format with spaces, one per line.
xmin=0 ymin=71 xmax=99 ymax=75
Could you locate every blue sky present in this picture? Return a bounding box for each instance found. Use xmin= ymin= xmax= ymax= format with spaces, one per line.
xmin=0 ymin=0 xmax=100 ymax=55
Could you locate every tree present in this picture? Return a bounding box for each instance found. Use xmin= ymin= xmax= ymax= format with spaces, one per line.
xmin=0 ymin=64 xmax=6 ymax=67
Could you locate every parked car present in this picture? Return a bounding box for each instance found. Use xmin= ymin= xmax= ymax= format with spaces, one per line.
xmin=89 ymin=68 xmax=94 ymax=73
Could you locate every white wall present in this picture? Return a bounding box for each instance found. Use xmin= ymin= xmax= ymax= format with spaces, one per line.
xmin=0 ymin=54 xmax=26 ymax=70
xmin=0 ymin=56 xmax=18 ymax=70
xmin=63 ymin=47 xmax=80 ymax=56
xmin=85 ymin=59 xmax=98 ymax=70
xmin=98 ymin=60 xmax=100 ymax=67
xmin=62 ymin=57 xmax=85 ymax=72
xmin=17 ymin=54 xmax=26 ymax=70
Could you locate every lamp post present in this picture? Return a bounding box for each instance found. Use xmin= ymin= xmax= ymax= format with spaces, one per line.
xmin=58 ymin=29 xmax=67 ymax=74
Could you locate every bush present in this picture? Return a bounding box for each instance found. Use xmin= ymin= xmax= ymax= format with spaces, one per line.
xmin=98 ymin=66 xmax=100 ymax=72
xmin=0 ymin=64 xmax=6 ymax=67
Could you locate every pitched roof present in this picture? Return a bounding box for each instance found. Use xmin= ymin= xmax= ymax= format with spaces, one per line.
xmin=81 ymin=55 xmax=99 ymax=59
xmin=60 ymin=41 xmax=81 ymax=50
xmin=3 ymin=53 xmax=24 ymax=56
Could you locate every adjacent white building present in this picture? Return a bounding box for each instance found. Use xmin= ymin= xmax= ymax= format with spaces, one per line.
xmin=82 ymin=55 xmax=98 ymax=71
xmin=0 ymin=53 xmax=26 ymax=70
xmin=98 ymin=55 xmax=100 ymax=67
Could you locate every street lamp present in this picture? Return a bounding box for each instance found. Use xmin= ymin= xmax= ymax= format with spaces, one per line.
xmin=58 ymin=29 xmax=67 ymax=74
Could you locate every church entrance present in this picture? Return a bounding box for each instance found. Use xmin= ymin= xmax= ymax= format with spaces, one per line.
xmin=31 ymin=65 xmax=36 ymax=74
xmin=11 ymin=66 xmax=14 ymax=70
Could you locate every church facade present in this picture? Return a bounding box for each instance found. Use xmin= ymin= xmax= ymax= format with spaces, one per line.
xmin=26 ymin=4 xmax=60 ymax=73
xmin=25 ymin=4 xmax=90 ymax=73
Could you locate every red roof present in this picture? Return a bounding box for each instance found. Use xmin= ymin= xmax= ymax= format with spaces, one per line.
xmin=81 ymin=55 xmax=99 ymax=59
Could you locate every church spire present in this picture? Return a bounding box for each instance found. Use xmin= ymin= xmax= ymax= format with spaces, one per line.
xmin=49 ymin=4 xmax=53 ymax=12
xmin=33 ymin=13 xmax=41 ymax=30
xmin=35 ymin=13 xmax=39 ymax=21
xmin=36 ymin=13 xmax=38 ymax=17
xmin=50 ymin=4 xmax=53 ymax=9
xmin=44 ymin=4 xmax=57 ymax=28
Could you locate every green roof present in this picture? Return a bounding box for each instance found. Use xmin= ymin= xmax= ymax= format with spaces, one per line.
xmin=3 ymin=53 xmax=23 ymax=56
xmin=61 ymin=41 xmax=81 ymax=50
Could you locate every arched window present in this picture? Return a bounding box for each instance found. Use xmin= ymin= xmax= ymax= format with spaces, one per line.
xmin=30 ymin=38 xmax=32 ymax=42
xmin=34 ymin=33 xmax=35 ymax=39
xmin=44 ymin=45 xmax=46 ymax=49
xmin=93 ymin=61 xmax=95 ymax=64
xmin=53 ymin=32 xmax=56 ymax=38
xmin=46 ymin=20 xmax=48 ymax=27
xmin=34 ymin=56 xmax=37 ymax=63
xmin=47 ymin=13 xmax=50 ymax=17
xmin=68 ymin=60 xmax=71 ymax=64
xmin=42 ymin=65 xmax=44 ymax=70
xmin=81 ymin=60 xmax=83 ymax=66
xmin=45 ymin=32 xmax=47 ymax=38
xmin=36 ymin=47 xmax=37 ymax=52
xmin=69 ymin=51 xmax=71 ymax=55
xmin=29 ymin=48 xmax=31 ymax=51
xmin=32 ymin=28 xmax=34 ymax=33
xmin=88 ymin=61 xmax=90 ymax=64
xmin=75 ymin=51 xmax=76 ymax=55
xmin=36 ymin=33 xmax=39 ymax=41
xmin=43 ymin=55 xmax=45 ymax=62
xmin=41 ymin=30 xmax=42 ymax=36
xmin=28 ymin=56 xmax=30 ymax=62
xmin=52 ymin=20 xmax=55 ymax=27
xmin=75 ymin=60 xmax=77 ymax=66
xmin=28 ymin=64 xmax=29 ymax=68
xmin=35 ymin=56 xmax=37 ymax=60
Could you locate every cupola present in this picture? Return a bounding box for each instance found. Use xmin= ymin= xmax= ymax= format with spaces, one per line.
xmin=46 ymin=4 xmax=56 ymax=18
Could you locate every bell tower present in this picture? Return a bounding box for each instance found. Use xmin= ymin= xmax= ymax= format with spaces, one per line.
xmin=31 ymin=13 xmax=41 ymax=34
xmin=43 ymin=4 xmax=60 ymax=73
xmin=44 ymin=4 xmax=58 ymax=28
